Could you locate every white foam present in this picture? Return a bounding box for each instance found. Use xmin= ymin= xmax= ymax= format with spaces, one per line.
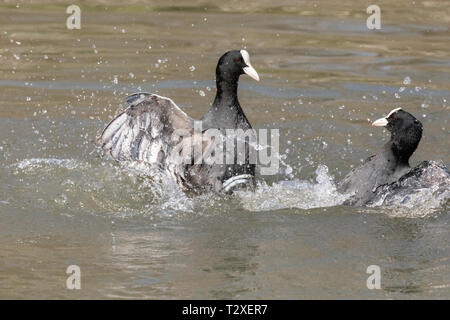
xmin=10 ymin=158 xmax=89 ymax=170
xmin=237 ymin=165 xmax=347 ymax=211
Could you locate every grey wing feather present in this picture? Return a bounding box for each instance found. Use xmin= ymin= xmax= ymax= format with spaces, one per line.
xmin=96 ymin=93 xmax=193 ymax=165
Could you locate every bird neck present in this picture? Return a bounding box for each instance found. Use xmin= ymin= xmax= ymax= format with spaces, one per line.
xmin=200 ymin=77 xmax=246 ymax=130
xmin=211 ymin=75 xmax=243 ymax=116
xmin=387 ymin=133 xmax=420 ymax=166
xmin=215 ymin=76 xmax=239 ymax=101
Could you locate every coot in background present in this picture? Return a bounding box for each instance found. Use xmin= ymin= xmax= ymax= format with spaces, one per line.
xmin=338 ymin=108 xmax=424 ymax=206
xmin=96 ymin=50 xmax=260 ymax=192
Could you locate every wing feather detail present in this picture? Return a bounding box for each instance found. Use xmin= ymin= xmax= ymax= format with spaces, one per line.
xmin=97 ymin=93 xmax=193 ymax=167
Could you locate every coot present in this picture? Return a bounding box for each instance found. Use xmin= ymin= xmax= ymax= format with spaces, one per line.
xmin=338 ymin=108 xmax=424 ymax=206
xmin=96 ymin=50 xmax=260 ymax=192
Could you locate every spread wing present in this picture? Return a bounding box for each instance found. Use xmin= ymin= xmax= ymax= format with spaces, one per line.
xmin=96 ymin=93 xmax=218 ymax=189
xmin=96 ymin=93 xmax=194 ymax=164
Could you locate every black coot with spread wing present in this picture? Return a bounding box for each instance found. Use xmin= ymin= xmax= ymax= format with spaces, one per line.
xmin=96 ymin=50 xmax=260 ymax=192
xmin=338 ymin=108 xmax=424 ymax=206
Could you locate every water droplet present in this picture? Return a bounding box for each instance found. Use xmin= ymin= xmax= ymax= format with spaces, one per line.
xmin=403 ymin=76 xmax=411 ymax=85
xmin=285 ymin=166 xmax=293 ymax=175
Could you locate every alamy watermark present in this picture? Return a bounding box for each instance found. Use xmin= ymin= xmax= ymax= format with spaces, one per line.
xmin=168 ymin=122 xmax=280 ymax=175
xmin=366 ymin=265 xmax=381 ymax=290
xmin=366 ymin=5 xmax=381 ymax=30
xmin=66 ymin=265 xmax=81 ymax=290
xmin=66 ymin=5 xmax=81 ymax=30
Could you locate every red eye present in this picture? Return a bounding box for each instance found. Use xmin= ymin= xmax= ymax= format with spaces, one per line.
xmin=393 ymin=116 xmax=398 ymax=120
xmin=234 ymin=58 xmax=241 ymax=63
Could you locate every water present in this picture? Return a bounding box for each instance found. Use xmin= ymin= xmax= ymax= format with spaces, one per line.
xmin=0 ymin=1 xmax=449 ymax=299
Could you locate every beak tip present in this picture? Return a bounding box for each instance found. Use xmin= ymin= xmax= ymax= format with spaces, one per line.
xmin=372 ymin=117 xmax=389 ymax=127
xmin=243 ymin=65 xmax=260 ymax=82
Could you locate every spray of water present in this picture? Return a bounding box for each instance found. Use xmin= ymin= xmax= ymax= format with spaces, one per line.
xmin=238 ymin=165 xmax=347 ymax=211
xmin=7 ymin=155 xmax=449 ymax=218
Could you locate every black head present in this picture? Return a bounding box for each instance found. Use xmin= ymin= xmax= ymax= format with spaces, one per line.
xmin=216 ymin=50 xmax=259 ymax=83
xmin=372 ymin=108 xmax=423 ymax=164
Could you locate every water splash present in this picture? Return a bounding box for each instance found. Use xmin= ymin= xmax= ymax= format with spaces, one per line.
xmin=10 ymin=158 xmax=89 ymax=173
xmin=8 ymin=157 xmax=194 ymax=217
xmin=237 ymin=165 xmax=347 ymax=211
xmin=6 ymin=157 xmax=449 ymax=218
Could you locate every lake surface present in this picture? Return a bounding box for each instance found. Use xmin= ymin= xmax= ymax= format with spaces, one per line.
xmin=0 ymin=1 xmax=449 ymax=299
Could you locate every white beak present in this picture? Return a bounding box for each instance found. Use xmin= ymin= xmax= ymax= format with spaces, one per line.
xmin=240 ymin=49 xmax=260 ymax=81
xmin=243 ymin=65 xmax=260 ymax=81
xmin=372 ymin=117 xmax=389 ymax=127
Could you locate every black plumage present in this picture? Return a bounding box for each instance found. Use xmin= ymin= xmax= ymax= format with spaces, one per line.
xmin=338 ymin=108 xmax=424 ymax=206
